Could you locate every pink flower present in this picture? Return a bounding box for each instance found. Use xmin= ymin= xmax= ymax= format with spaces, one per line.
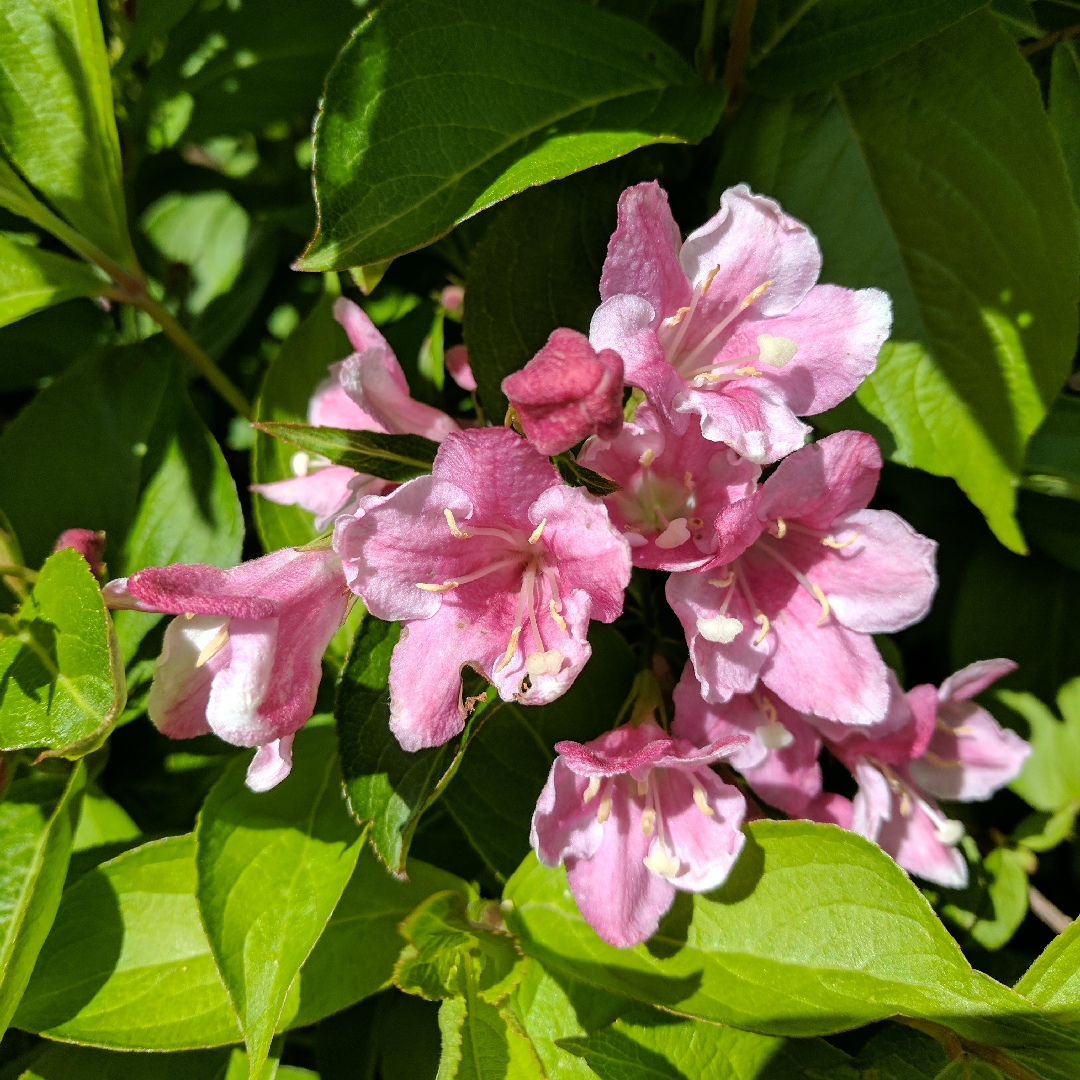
xmin=502 ymin=328 xmax=624 ymax=457
xmin=579 ymin=402 xmax=758 ymax=571
xmin=53 ymin=528 xmax=106 ymax=578
xmin=102 ymin=547 xmax=349 ymax=792
xmin=333 ymin=428 xmax=632 ymax=752
xmin=530 ymin=719 xmax=747 ymax=947
xmin=445 ymin=344 xmax=476 ymax=392
xmin=252 ymin=297 xmax=458 ymax=529
xmin=667 ymin=431 xmax=936 ymax=725
xmin=589 ymin=182 xmax=891 ymax=463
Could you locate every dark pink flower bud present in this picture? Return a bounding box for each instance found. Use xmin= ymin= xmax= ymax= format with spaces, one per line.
xmin=54 ymin=529 xmax=106 ymax=578
xmin=502 ymin=328 xmax=624 ymax=457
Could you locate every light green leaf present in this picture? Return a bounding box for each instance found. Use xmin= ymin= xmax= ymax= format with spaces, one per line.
xmin=1012 ymin=802 xmax=1079 ymax=854
xmin=1001 ymin=678 xmax=1080 ymax=813
xmin=297 ymin=0 xmax=726 ymax=271
xmin=0 ymin=759 xmax=86 ymax=1038
xmin=1015 ymin=917 xmax=1080 ymax=1022
xmin=972 ymin=848 xmax=1030 ymax=952
xmin=73 ymin=785 xmax=141 ymax=853
xmin=0 ymin=0 xmax=134 ymax=267
xmin=0 ymin=234 xmax=104 ymax=328
xmin=252 ymin=292 xmax=352 ymax=552
xmin=504 ymin=821 xmax=1080 ymax=1071
xmin=933 ymin=1059 xmax=1008 ymax=1080
xmin=0 ymin=549 xmax=124 ymax=755
xmin=747 ymin=0 xmax=984 ymax=96
xmin=1051 ymin=43 xmax=1080 ymax=213
xmin=195 ymin=725 xmax=365 ymax=1077
xmin=436 ymin=991 xmax=545 ymax=1080
xmin=716 ymin=11 xmax=1079 ymax=551
xmin=13 ymin=1040 xmax=234 ymax=1080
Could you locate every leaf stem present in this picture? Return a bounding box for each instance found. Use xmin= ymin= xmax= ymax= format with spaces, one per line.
xmin=896 ymin=1018 xmax=1043 ymax=1080
xmin=1021 ymin=21 xmax=1080 ymax=57
xmin=722 ymin=0 xmax=758 ymax=109
xmin=696 ymin=0 xmax=721 ymax=81
xmin=1028 ymin=884 xmax=1072 ymax=934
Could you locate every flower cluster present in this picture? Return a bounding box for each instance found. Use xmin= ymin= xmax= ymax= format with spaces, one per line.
xmin=102 ymin=183 xmax=1029 ymax=947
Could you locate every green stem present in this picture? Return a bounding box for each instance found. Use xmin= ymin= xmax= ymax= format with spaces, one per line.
xmin=1021 ymin=21 xmax=1080 ymax=57
xmin=722 ymin=0 xmax=758 ymax=108
xmin=696 ymin=0 xmax=721 ymax=81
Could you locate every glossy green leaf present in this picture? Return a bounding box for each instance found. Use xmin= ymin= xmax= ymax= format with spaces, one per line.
xmin=0 ymin=235 xmax=104 ymax=328
xmin=553 ymin=455 xmax=621 ymax=497
xmin=1001 ymin=678 xmax=1080 ymax=813
xmin=463 ymin=163 xmax=634 ymax=419
xmin=1051 ymin=43 xmax=1080 ymax=213
xmin=933 ymin=1060 xmax=1007 ymax=1080
xmin=1015 ymin=917 xmax=1080 ymax=1022
xmin=0 ymin=0 xmax=134 ymax=267
xmin=0 ymin=760 xmax=86 ymax=1038
xmin=504 ymin=821 xmax=1080 ymax=1069
xmin=716 ymin=11 xmax=1079 ymax=552
xmin=297 ymin=0 xmax=726 ymax=271
xmin=195 ymin=725 xmax=365 ymax=1076
xmin=252 ymin=292 xmax=352 ymax=552
xmin=0 ymin=549 xmax=124 ymax=755
xmin=441 ymin=624 xmax=637 ymax=881
xmin=254 ymin=424 xmax=438 ymax=482
xmin=336 ymin=616 xmax=487 ymax=874
xmin=747 ymin=0 xmax=984 ymax=96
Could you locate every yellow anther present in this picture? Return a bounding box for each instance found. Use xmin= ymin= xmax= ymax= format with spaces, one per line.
xmin=583 ymin=776 xmax=601 ymax=803
xmin=494 ymin=625 xmax=522 ymax=673
xmin=549 ymin=600 xmax=567 ymax=632
xmin=597 ymin=795 xmax=612 ymax=824
xmin=444 ymin=508 xmax=470 ymax=538
xmin=899 ymin=790 xmax=912 ymax=817
xmin=821 ymin=532 xmax=858 ymax=549
xmin=812 ymin=583 xmax=830 ymax=626
xmin=528 ymin=518 xmax=547 ymax=545
xmin=693 ymin=785 xmax=715 ymax=817
xmin=196 ymin=622 xmax=230 ymax=668
xmin=771 ymin=518 xmax=787 ymax=539
xmin=638 ymin=447 xmax=655 ymax=468
xmin=184 ymin=612 xmax=195 ymax=620
xmin=753 ymin=612 xmax=770 ymax=646
xmin=920 ymin=752 xmax=963 ymax=769
xmin=416 ymin=581 xmax=459 ymax=593
xmin=636 ymin=778 xmax=649 ymax=796
xmin=640 ymin=807 xmax=656 ymax=836
xmin=702 ymin=264 xmax=722 ymax=294
xmin=666 ymin=305 xmax=691 ymax=327
xmin=683 ymin=470 xmax=695 ymax=492
xmin=741 ymin=280 xmax=773 ymax=310
xmin=733 ymin=366 xmax=762 ymax=377
xmin=708 ymin=573 xmax=734 ymax=588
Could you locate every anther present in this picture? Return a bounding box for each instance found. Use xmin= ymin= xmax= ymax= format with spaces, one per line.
xmin=196 ymin=622 xmax=230 ymax=668
xmin=821 ymin=532 xmax=858 ymax=549
xmin=708 ymin=573 xmax=734 ymax=588
xmin=444 ymin=508 xmax=470 ymax=538
xmin=733 ymin=366 xmax=761 ymax=377
xmin=549 ymin=600 xmax=567 ymax=632
xmin=583 ymin=776 xmax=601 ymax=803
xmin=811 ymin=583 xmax=830 ymax=625
xmin=494 ymin=625 xmax=522 ymax=672
xmin=741 ymin=280 xmax=773 ymax=310
xmin=753 ymin=612 xmax=770 ymax=646
xmin=597 ymin=795 xmax=612 ymax=824
xmin=636 ymin=778 xmax=649 ymax=796
xmin=683 ymin=471 xmax=695 ymax=492
xmin=528 ymin=519 xmax=547 ymax=545
xmin=290 ymin=451 xmax=311 ymax=477
xmin=638 ymin=448 xmax=655 ymax=468
xmin=184 ymin=612 xmax=195 ymax=620
xmin=526 ymin=649 xmax=563 ymax=676
xmin=416 ymin=581 xmax=458 ymax=592
xmin=665 ymin=305 xmax=691 ymax=328
xmin=770 ymin=518 xmax=787 ymax=539
xmin=693 ymin=785 xmax=715 ymax=817
xmin=702 ymin=264 xmax=722 ymax=294
xmin=640 ymin=807 xmax=656 ymax=836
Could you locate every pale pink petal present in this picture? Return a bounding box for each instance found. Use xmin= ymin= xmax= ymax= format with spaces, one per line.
xmin=531 ymin=758 xmax=606 ymax=867
xmin=679 ymin=184 xmax=821 ymax=320
xmin=850 ymin=759 xmax=891 ymax=842
xmin=554 ymin=720 xmax=674 ymax=776
xmin=146 ymin=615 xmax=220 ymax=739
xmin=806 ymin=792 xmax=853 ymax=828
xmin=333 ymin=296 xmax=393 ymax=355
xmin=878 ymin=789 xmax=968 ymax=889
xmin=308 ymin=376 xmax=382 ymax=430
xmin=204 ymin=618 xmax=278 ymax=745
xmin=102 ymin=577 xmax=157 ymax=613
xmin=445 ymin=344 xmax=476 ymax=391
xmin=671 ymin=677 xmax=768 ymax=772
xmin=939 ymin=659 xmax=1017 ymax=704
xmin=817 ymin=675 xmax=929 ymax=767
xmin=246 ymin=736 xmax=294 ymax=793
xmin=252 ymin=467 xmax=360 ymax=528
xmin=599 ymin=181 xmax=690 ymax=318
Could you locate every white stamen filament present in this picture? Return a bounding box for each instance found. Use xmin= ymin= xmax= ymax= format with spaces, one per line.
xmin=414 ymin=555 xmax=522 ymax=593
xmin=196 ymin=621 xmax=230 ymax=668
xmin=640 ymin=807 xmax=656 ymax=836
xmin=677 ymin=280 xmax=773 ymax=373
xmin=881 ymin=763 xmax=965 ymax=846
xmin=755 ymin=542 xmax=831 ymax=625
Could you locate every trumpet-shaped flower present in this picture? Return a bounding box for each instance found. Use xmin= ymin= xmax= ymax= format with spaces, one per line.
xmin=102 ymin=547 xmax=348 ymax=792
xmin=667 ymin=431 xmax=936 ymax=725
xmin=580 ymin=401 xmax=758 ymax=571
xmin=531 ymin=719 xmax=747 ymax=947
xmin=333 ymin=428 xmax=632 ymax=751
xmin=502 ymin=328 xmax=624 ymax=456
xmin=590 ymin=182 xmax=891 ymax=463
xmin=253 ymin=297 xmax=458 ymax=529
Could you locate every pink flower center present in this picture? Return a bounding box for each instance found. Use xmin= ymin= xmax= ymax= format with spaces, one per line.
xmin=874 ymin=761 xmax=965 ymax=846
xmin=614 ymin=449 xmax=705 ymax=549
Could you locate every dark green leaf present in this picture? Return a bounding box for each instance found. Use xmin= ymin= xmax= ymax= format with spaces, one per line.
xmin=441 ymin=624 xmax=637 ymax=880
xmin=117 ymin=0 xmax=199 ymax=73
xmin=0 ymin=0 xmax=135 ymax=268
xmin=1051 ymin=42 xmax=1080 ymax=213
xmin=716 ymin=11 xmax=1080 ymax=552
xmin=1023 ymin=394 xmax=1080 ymax=500
xmin=195 ymin=725 xmax=365 ymax=1076
xmin=253 ymin=423 xmax=438 ymax=482
xmin=747 ymin=0 xmax=984 ymax=96
xmin=941 ymin=847 xmax=1031 ymax=953
xmin=933 ymin=1059 xmax=1008 ymax=1080
xmin=554 ymin=454 xmax=620 ymax=497
xmin=13 ymin=1041 xmax=233 ymax=1080
xmin=297 ymin=0 xmax=725 ymax=270
xmin=1015 ymin=917 xmax=1080 ymax=1022
xmin=504 ymin=821 xmax=1080 ymax=1067
xmin=0 ymin=236 xmax=104 ymax=328
xmin=853 ymin=1023 xmax=949 ymax=1080
xmin=0 ymin=549 xmax=124 ymax=755
xmin=0 ymin=760 xmax=86 ymax=1037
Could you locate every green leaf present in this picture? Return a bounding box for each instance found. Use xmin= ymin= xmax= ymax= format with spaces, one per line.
xmin=504 ymin=821 xmax=1080 ymax=1066
xmin=1015 ymin=917 xmax=1080 ymax=1022
xmin=195 ymin=725 xmax=365 ymax=1076
xmin=715 ymin=10 xmax=1080 ymax=552
xmin=0 ymin=760 xmax=86 ymax=1038
xmin=0 ymin=549 xmax=124 ymax=755
xmin=851 ymin=1023 xmax=950 ymax=1080
xmin=297 ymin=0 xmax=726 ymax=271
xmin=0 ymin=234 xmax=104 ymax=328
xmin=0 ymin=0 xmax=134 ymax=268
xmin=253 ymin=292 xmax=352 ymax=552
xmin=1051 ymin=43 xmax=1080 ymax=213
xmin=73 ymin=784 xmax=141 ymax=853
xmin=972 ymin=848 xmax=1030 ymax=952
xmin=1012 ymin=802 xmax=1079 ymax=854
xmin=441 ymin=624 xmax=637 ymax=881
xmin=1024 ymin=394 xmax=1080 ymax=500
xmin=13 ymin=1041 xmax=235 ymax=1080
xmin=254 ymin=424 xmax=438 ymax=483
xmin=336 ymin=616 xmax=487 ymax=875
xmin=463 ymin=163 xmax=632 ymax=419
xmin=1001 ymin=678 xmax=1080 ymax=813
xmin=117 ymin=0 xmax=199 ymax=73
xmin=553 ymin=455 xmax=620 ymax=497
xmin=436 ymin=991 xmax=546 ymax=1080
xmin=992 ymin=0 xmax=1041 ymax=39
xmin=747 ymin=0 xmax=984 ymax=96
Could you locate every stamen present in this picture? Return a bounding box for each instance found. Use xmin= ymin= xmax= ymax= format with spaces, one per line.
xmin=526 ymin=649 xmax=563 ymax=676
xmin=643 ymin=842 xmax=681 ymax=879
xmin=741 ymin=280 xmax=772 ymax=309
xmin=528 ymin=519 xmax=547 ymax=545
xmin=733 ymin=564 xmax=770 ymax=646
xmin=416 ymin=581 xmax=459 ymax=592
xmin=920 ymin=752 xmax=964 ymax=769
xmin=821 ymin=533 xmax=858 ymax=549
xmin=733 ymin=366 xmax=761 ymax=377
xmin=768 ymin=518 xmax=787 ymax=539
xmin=655 ymin=518 xmax=691 ymax=549
xmin=290 ymin=451 xmax=310 ymax=477
xmin=494 ymin=625 xmax=522 ymax=673
xmin=665 ymin=305 xmax=691 ymax=328
xmin=683 ymin=471 xmax=695 ymax=492
xmin=698 ymin=615 xmax=743 ymax=643
xmin=755 ymin=542 xmax=830 ymax=625
xmin=640 ymin=807 xmax=656 ymax=836
xmin=597 ymin=794 xmax=612 ymax=824
xmin=755 ymin=334 xmax=797 ymax=368
xmin=811 ymin=583 xmax=830 ymax=626
xmin=636 ymin=778 xmax=649 ymax=796
xmin=753 ymin=613 xmax=770 ymax=646
xmin=196 ymin=621 xmax=230 ymax=668
xmin=638 ymin=447 xmax=655 ymax=468
xmin=184 ymin=612 xmax=195 ymax=620
xmin=693 ymin=784 xmax=715 ymax=817
xmin=444 ymin=508 xmax=470 ymax=538
xmin=414 ymin=555 xmax=523 ymax=594
xmin=756 ymin=722 xmax=794 ymax=750
xmin=583 ymin=776 xmax=601 ymax=803
xmin=708 ymin=573 xmax=734 ymax=588
xmin=548 ymin=599 xmax=567 ymax=632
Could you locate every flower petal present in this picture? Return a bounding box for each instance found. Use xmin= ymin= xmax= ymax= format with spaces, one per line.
xmin=530 ymin=757 xmax=605 ymax=867
xmin=939 ymin=659 xmax=1018 ymax=704
xmin=246 ymin=736 xmax=295 ymax=793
